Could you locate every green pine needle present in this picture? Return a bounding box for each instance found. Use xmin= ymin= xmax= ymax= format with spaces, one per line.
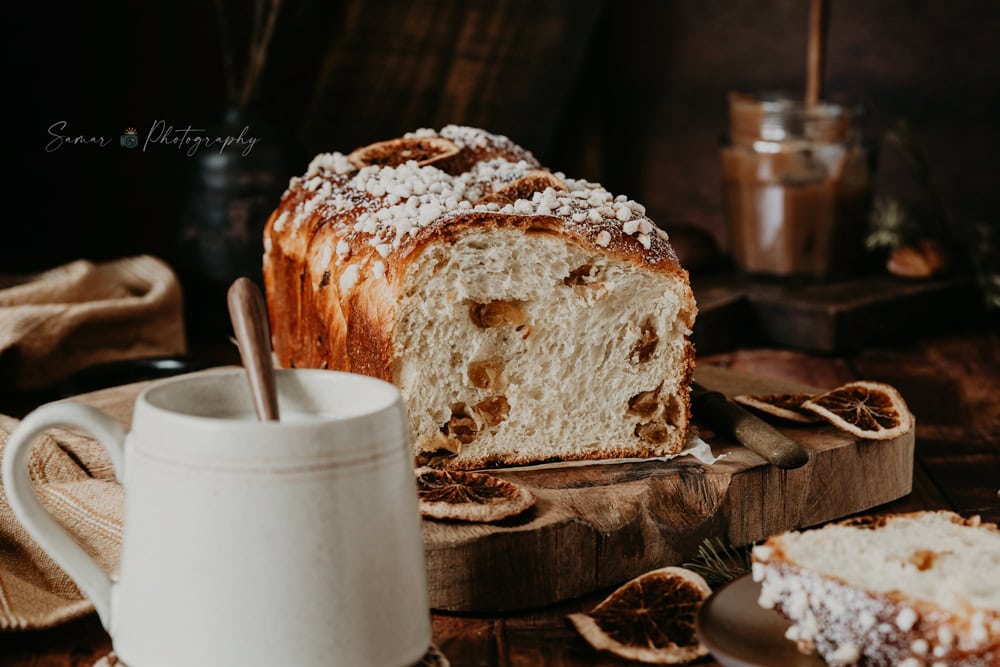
xmin=682 ymin=538 xmax=752 ymax=587
xmin=866 ymin=198 xmax=914 ymax=251
xmin=967 ymin=221 xmax=1000 ymax=309
xmin=872 ymin=119 xmax=999 ymax=310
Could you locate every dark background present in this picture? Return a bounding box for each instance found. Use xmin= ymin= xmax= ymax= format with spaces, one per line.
xmin=8 ymin=0 xmax=999 ymax=274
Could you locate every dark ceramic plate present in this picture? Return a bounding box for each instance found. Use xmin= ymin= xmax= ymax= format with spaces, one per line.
xmin=58 ymin=356 xmax=215 ymax=397
xmin=696 ymin=574 xmax=826 ymax=667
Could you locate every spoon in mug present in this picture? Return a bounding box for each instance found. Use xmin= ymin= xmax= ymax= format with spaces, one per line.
xmin=227 ymin=278 xmax=280 ymax=421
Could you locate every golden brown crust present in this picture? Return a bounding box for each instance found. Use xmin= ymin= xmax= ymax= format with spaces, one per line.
xmin=680 ymin=339 xmax=696 ymax=437
xmin=421 ymin=442 xmax=690 ymax=471
xmin=344 ymin=277 xmax=395 ymax=382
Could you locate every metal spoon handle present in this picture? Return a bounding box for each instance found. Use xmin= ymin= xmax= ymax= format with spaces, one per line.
xmin=227 ymin=278 xmax=280 ymax=421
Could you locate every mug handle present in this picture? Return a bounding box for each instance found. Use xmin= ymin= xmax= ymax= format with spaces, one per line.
xmin=2 ymin=401 xmax=126 ymax=630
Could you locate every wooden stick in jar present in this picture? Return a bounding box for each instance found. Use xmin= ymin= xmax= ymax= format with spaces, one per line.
xmin=806 ymin=0 xmax=828 ymax=106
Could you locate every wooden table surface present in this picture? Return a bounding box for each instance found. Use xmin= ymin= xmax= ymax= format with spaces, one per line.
xmin=2 ymin=327 xmax=997 ymax=666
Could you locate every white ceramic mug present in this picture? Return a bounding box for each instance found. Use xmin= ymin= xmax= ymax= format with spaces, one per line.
xmin=2 ymin=369 xmax=430 ymax=667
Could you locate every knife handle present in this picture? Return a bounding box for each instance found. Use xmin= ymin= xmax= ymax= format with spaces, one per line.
xmin=697 ymin=389 xmax=810 ymax=469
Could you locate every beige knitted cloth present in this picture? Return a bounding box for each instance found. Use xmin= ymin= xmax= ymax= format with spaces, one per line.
xmin=0 ymin=256 xmax=186 ymax=391
xmin=0 ymin=413 xmax=121 ymax=629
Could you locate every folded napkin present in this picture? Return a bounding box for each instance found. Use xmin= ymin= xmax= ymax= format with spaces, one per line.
xmin=0 ymin=256 xmax=186 ymax=392
xmin=0 ymin=413 xmax=122 ymax=629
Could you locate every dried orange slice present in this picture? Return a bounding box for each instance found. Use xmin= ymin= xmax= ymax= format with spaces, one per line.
xmin=732 ymin=393 xmax=822 ymax=423
xmin=475 ymin=171 xmax=567 ymax=206
xmin=802 ymin=381 xmax=913 ymax=439
xmin=568 ymin=567 xmax=711 ymax=664
xmin=415 ymin=467 xmax=535 ymax=523
xmin=348 ymin=137 xmax=460 ymax=169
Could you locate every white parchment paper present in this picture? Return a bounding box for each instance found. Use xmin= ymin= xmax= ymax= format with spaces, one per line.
xmin=474 ymin=429 xmax=725 ymax=473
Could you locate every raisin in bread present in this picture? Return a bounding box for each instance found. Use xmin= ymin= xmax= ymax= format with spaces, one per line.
xmin=751 ymin=511 xmax=1000 ymax=666
xmin=263 ymin=126 xmax=696 ymax=469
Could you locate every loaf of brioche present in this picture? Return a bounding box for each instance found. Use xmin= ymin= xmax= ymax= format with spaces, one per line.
xmin=262 ymin=126 xmax=696 ymax=469
xmin=752 ymin=511 xmax=1000 ymax=666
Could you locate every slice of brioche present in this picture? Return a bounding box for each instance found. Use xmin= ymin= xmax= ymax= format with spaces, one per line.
xmin=752 ymin=511 xmax=1000 ymax=667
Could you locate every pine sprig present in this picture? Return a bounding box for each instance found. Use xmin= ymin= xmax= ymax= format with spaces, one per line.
xmin=682 ymin=538 xmax=752 ymax=587
xmin=866 ymin=198 xmax=919 ymax=251
xmin=868 ymin=119 xmax=999 ymax=310
xmin=967 ymin=221 xmax=1000 ymax=309
xmin=882 ymin=120 xmax=953 ymax=237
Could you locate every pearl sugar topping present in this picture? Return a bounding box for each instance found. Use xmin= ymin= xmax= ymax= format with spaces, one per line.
xmin=282 ymin=126 xmax=669 ymax=280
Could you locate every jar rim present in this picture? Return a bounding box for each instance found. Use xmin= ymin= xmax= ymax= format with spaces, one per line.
xmin=727 ymin=91 xmax=864 ymax=143
xmin=728 ymin=91 xmax=864 ymax=118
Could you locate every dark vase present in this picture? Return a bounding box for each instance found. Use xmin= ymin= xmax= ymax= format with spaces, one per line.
xmin=174 ymin=107 xmax=296 ymax=342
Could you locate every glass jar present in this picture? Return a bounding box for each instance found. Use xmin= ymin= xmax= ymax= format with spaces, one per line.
xmin=721 ymin=92 xmax=873 ymax=278
xmin=174 ymin=107 xmax=296 ymax=342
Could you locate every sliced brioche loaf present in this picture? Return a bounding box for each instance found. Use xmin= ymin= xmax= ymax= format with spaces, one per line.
xmin=263 ymin=126 xmax=696 ymax=469
xmin=752 ymin=511 xmax=1000 ymax=666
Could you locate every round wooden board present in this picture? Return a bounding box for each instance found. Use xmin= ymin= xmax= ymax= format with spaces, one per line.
xmin=422 ymin=365 xmax=914 ymax=612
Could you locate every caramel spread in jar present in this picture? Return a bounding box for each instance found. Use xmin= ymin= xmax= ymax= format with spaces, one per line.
xmin=722 ymin=93 xmax=872 ymax=278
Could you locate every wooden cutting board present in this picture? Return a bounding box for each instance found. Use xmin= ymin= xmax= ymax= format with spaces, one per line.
xmin=66 ymin=365 xmax=913 ymax=613
xmin=421 ymin=365 xmax=913 ymax=612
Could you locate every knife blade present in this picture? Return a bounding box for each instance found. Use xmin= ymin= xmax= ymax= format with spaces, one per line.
xmin=690 ymin=382 xmax=809 ymax=469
